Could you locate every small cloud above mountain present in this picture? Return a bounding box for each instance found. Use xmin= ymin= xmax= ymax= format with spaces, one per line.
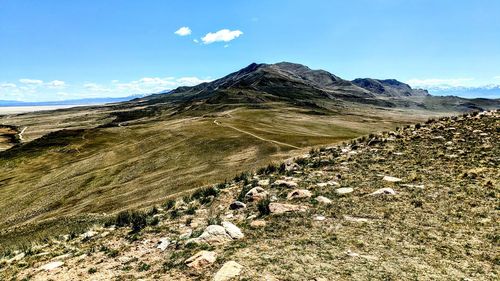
xmin=174 ymin=26 xmax=192 ymax=36
xmin=201 ymin=29 xmax=243 ymax=44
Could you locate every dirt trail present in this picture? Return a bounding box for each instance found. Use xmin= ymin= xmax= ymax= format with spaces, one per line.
xmin=18 ymin=126 xmax=27 ymax=142
xmin=214 ymin=119 xmax=300 ymax=149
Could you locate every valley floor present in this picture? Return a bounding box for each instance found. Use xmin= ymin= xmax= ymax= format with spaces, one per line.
xmin=1 ymin=110 xmax=498 ymax=280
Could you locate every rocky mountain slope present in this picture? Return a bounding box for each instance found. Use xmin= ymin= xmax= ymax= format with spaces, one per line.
xmin=2 ymin=110 xmax=498 ymax=280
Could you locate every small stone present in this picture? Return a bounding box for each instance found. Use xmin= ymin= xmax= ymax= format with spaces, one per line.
xmin=80 ymin=230 xmax=98 ymax=240
xmin=222 ymin=221 xmax=244 ymax=239
xmin=269 ymin=203 xmax=308 ymax=214
xmin=273 ymin=180 xmax=298 ymax=188
xmin=315 ymin=196 xmax=332 ymax=204
xmin=7 ymin=253 xmax=25 ymax=263
xmin=317 ymin=181 xmax=340 ymax=187
xmin=382 ymin=176 xmax=402 ymax=182
xmin=258 ymin=179 xmax=270 ymax=186
xmin=179 ymin=229 xmax=193 ymax=239
xmin=313 ymin=215 xmax=326 ymax=221
xmin=344 ymin=215 xmax=370 ymax=223
xmin=229 ymin=201 xmax=246 ymax=210
xmin=185 ymin=251 xmax=217 ymax=269
xmin=213 ymin=261 xmax=243 ymax=281
xmin=335 ymin=187 xmax=354 ymax=195
xmin=287 ymin=189 xmax=312 ymax=200
xmin=39 ymin=261 xmax=64 ymax=271
xmin=245 ymin=187 xmax=269 ymax=202
xmin=51 ymin=253 xmax=71 ymax=261
xmin=157 ymin=238 xmax=170 ymax=251
xmin=250 ymin=220 xmax=267 ymax=228
xmin=370 ymin=188 xmax=396 ymax=195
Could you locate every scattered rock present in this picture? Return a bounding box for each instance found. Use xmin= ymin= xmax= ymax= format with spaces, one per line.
xmin=245 ymin=187 xmax=269 ymax=202
xmin=185 ymin=251 xmax=217 ymax=269
xmin=157 ymin=237 xmax=170 ymax=251
xmin=315 ymin=196 xmax=332 ymax=204
xmin=258 ymin=179 xmax=270 ymax=186
xmin=250 ymin=220 xmax=267 ymax=228
xmin=7 ymin=253 xmax=25 ymax=263
xmin=370 ymin=188 xmax=396 ymax=195
xmin=382 ymin=176 xmax=402 ymax=182
xmin=269 ymin=203 xmax=308 ymax=214
xmin=313 ymin=215 xmax=326 ymax=221
xmin=39 ymin=261 xmax=64 ymax=271
xmin=317 ymin=181 xmax=340 ymax=187
xmin=214 ymin=261 xmax=243 ymax=281
xmin=222 ymin=221 xmax=244 ymax=239
xmin=179 ymin=229 xmax=193 ymax=240
xmin=80 ymin=230 xmax=98 ymax=240
xmin=229 ymin=201 xmax=246 ymax=210
xmin=273 ymin=180 xmax=298 ymax=188
xmin=335 ymin=187 xmax=354 ymax=195
xmin=51 ymin=253 xmax=71 ymax=261
xmin=287 ymin=189 xmax=312 ymax=200
xmin=344 ymin=215 xmax=370 ymax=223
xmin=191 ymin=225 xmax=231 ymax=244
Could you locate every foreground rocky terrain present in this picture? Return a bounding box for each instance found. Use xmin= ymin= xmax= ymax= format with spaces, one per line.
xmin=1 ymin=110 xmax=498 ymax=280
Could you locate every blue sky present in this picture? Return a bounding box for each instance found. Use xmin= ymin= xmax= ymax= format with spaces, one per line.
xmin=1 ymin=0 xmax=500 ymax=101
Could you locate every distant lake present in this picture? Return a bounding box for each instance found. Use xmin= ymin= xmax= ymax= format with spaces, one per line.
xmin=0 ymin=105 xmax=88 ymax=115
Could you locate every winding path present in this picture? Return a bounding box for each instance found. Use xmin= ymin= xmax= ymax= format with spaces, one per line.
xmin=18 ymin=126 xmax=27 ymax=142
xmin=213 ymin=119 xmax=300 ymax=149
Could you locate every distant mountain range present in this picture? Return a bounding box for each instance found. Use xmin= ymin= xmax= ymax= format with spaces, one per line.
xmin=0 ymin=95 xmax=142 ymax=107
xmin=428 ymin=85 xmax=500 ymax=98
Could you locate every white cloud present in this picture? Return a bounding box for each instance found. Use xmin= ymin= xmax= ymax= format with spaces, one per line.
xmin=47 ymin=80 xmax=66 ymax=89
xmin=406 ymin=78 xmax=475 ymax=89
xmin=174 ymin=26 xmax=192 ymax=36
xmin=494 ymin=76 xmax=500 ymax=80
xmin=84 ymin=83 xmax=112 ymax=93
xmin=201 ymin=29 xmax=243 ymax=44
xmin=193 ymin=39 xmax=199 ymax=44
xmin=19 ymin=78 xmax=44 ymax=85
xmin=175 ymin=77 xmax=212 ymax=86
xmin=0 ymin=83 xmax=17 ymax=89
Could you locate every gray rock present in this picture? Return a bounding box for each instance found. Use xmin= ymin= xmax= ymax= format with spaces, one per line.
xmin=222 ymin=221 xmax=244 ymax=239
xmin=214 ymin=261 xmax=244 ymax=281
xmin=335 ymin=187 xmax=354 ymax=195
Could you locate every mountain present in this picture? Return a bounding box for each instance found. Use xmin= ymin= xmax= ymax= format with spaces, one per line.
xmin=139 ymin=62 xmax=498 ymax=112
xmin=0 ymin=95 xmax=143 ymax=107
xmin=351 ymin=78 xmax=430 ymax=97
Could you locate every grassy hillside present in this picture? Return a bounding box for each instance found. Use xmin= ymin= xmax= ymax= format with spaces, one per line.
xmin=0 ymin=100 xmax=446 ymax=245
xmin=1 ymin=110 xmax=497 ymax=280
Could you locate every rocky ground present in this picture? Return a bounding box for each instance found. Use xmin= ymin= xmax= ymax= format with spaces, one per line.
xmin=0 ymin=110 xmax=498 ymax=280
